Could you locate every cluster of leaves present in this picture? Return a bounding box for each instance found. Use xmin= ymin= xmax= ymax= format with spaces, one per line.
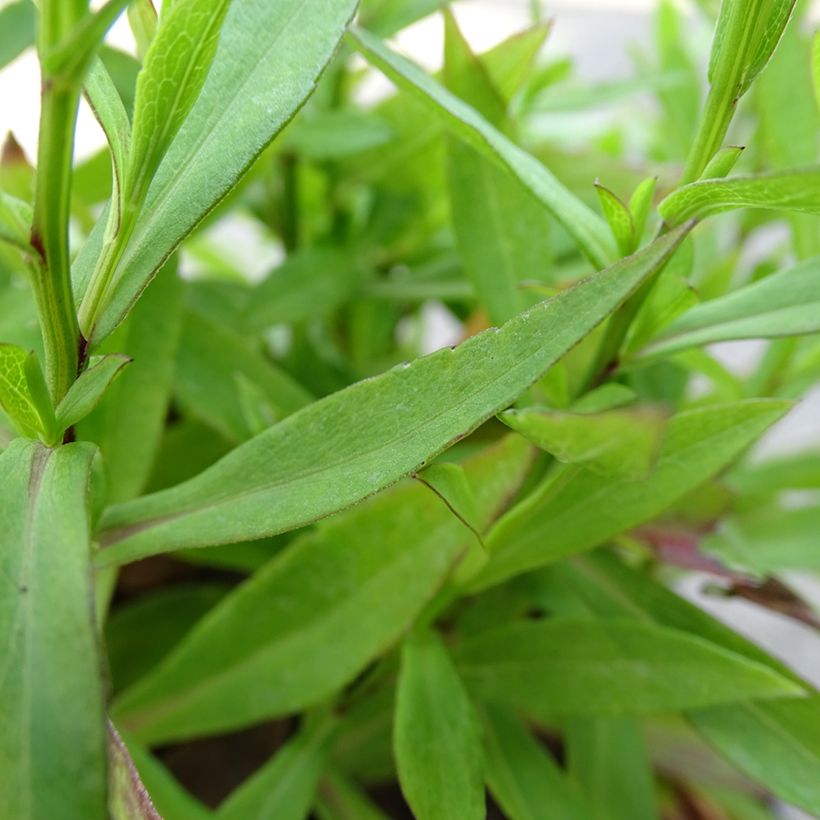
xmin=0 ymin=0 xmax=819 ymax=817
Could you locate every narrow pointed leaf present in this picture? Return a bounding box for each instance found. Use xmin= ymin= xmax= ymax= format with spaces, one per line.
xmin=0 ymin=440 xmax=106 ymax=819
xmin=349 ymin=26 xmax=615 ymax=268
xmin=596 ymin=183 xmax=635 ymax=256
xmin=472 ymin=400 xmax=790 ymax=591
xmin=73 ymin=0 xmax=360 ymax=341
xmin=700 ymin=145 xmax=744 ymax=179
xmin=482 ymin=702 xmax=587 ymax=820
xmin=0 ymin=191 xmax=33 ymax=251
xmin=215 ymin=721 xmax=333 ymax=820
xmin=96 ymin=227 xmax=690 ymax=565
xmin=627 ymin=176 xmax=657 ymax=243
xmin=499 ymin=405 xmax=666 ymax=479
xmin=660 ymin=167 xmax=820 ymax=226
xmin=395 ymin=630 xmax=485 ymax=820
xmin=56 ymin=354 xmax=131 ymax=432
xmin=639 ymin=257 xmax=820 ymax=359
xmin=112 ymin=437 xmax=532 ymax=743
xmin=455 ymin=619 xmax=803 ymax=716
xmin=0 ymin=343 xmax=52 ymax=440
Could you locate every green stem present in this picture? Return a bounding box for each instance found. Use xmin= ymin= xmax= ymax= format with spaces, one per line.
xmin=31 ymin=83 xmax=82 ymax=403
xmin=680 ymin=83 xmax=737 ymax=185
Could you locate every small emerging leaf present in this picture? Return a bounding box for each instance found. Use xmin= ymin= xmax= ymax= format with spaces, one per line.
xmin=596 ymin=182 xmax=635 ymax=256
xmin=700 ymin=145 xmax=745 ymax=179
xmin=0 ymin=343 xmax=56 ymax=441
xmin=57 ymin=354 xmax=131 ymax=432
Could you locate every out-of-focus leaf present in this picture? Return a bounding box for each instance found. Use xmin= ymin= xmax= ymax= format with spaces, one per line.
xmin=280 ymin=110 xmax=393 ymax=160
xmin=566 ymin=717 xmax=658 ymax=820
xmin=112 ymin=437 xmax=532 ymax=743
xmin=395 ymin=630 xmax=484 ymax=820
xmin=349 ymin=26 xmax=616 ymax=269
xmin=97 ymin=228 xmax=689 ymax=565
xmin=639 ymin=257 xmax=820 ymax=359
xmin=455 ymin=619 xmax=802 ymax=716
xmin=0 ymin=191 xmax=33 ymax=251
xmin=660 ymin=167 xmax=820 ymax=225
xmin=628 ymin=176 xmax=657 ymax=244
xmin=481 ymin=24 xmax=552 ymax=103
xmin=244 ymin=247 xmax=365 ymax=330
xmin=358 ymin=0 xmax=445 ymax=37
xmin=481 ymin=702 xmax=587 ymax=820
xmin=215 ymin=720 xmax=333 ymax=820
xmin=315 ymin=770 xmax=390 ymax=820
xmin=175 ymin=306 xmax=312 ymax=443
xmin=499 ymin=405 xmax=666 ymax=479
xmin=0 ymin=0 xmax=35 ymax=70
xmin=471 ymin=400 xmax=789 ymax=590
xmin=0 ymin=440 xmax=106 ymax=818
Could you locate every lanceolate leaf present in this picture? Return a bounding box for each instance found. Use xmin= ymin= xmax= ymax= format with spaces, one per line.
xmin=659 ymin=167 xmax=820 ymax=225
xmin=349 ymin=26 xmax=616 ymax=269
xmin=215 ymin=720 xmax=333 ymax=820
xmin=0 ymin=343 xmax=55 ymax=441
xmin=56 ymin=354 xmax=131 ymax=432
xmin=454 ymin=619 xmax=802 ymax=716
xmin=395 ymin=630 xmax=485 ymax=820
xmin=470 ymin=400 xmax=789 ymax=591
xmin=638 ymin=257 xmax=820 ymax=359
xmin=111 ymin=437 xmax=532 ymax=743
xmin=0 ymin=440 xmax=106 ymax=819
xmin=0 ymin=191 xmax=33 ymax=252
xmin=96 ymin=227 xmax=690 ymax=566
xmin=73 ymin=0 xmax=360 ymax=342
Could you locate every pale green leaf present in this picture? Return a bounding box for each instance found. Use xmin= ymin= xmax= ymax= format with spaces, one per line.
xmin=74 ymin=0 xmax=360 ymax=341
xmin=481 ymin=702 xmax=587 ymax=820
xmin=692 ymin=699 xmax=820 ymax=816
xmin=627 ymin=176 xmax=657 ymax=243
xmin=596 ymin=182 xmax=634 ymax=256
xmin=639 ymin=257 xmax=820 ymax=359
xmin=499 ymin=405 xmax=666 ymax=479
xmin=481 ymin=24 xmax=552 ymax=103
xmin=416 ymin=460 xmax=483 ymax=540
xmin=127 ymin=0 xmax=157 ymax=60
xmin=660 ymin=167 xmax=820 ymax=225
xmin=107 ymin=723 xmax=161 ymax=820
xmin=0 ymin=440 xmax=106 ymax=819
xmin=111 ymin=436 xmax=532 ymax=743
xmin=215 ymin=721 xmax=332 ymax=820
xmin=700 ymin=146 xmax=745 ymax=180
xmin=566 ymin=717 xmax=658 ymax=820
xmin=455 ymin=619 xmax=803 ymax=716
xmin=395 ymin=630 xmax=485 ymax=820
xmin=358 ymin=0 xmax=445 ymax=37
xmin=56 ymin=354 xmax=130 ymax=432
xmin=96 ymin=227 xmax=689 ymax=565
xmin=349 ymin=26 xmax=616 ymax=269
xmin=470 ymin=400 xmax=790 ymax=591
xmin=0 ymin=191 xmax=33 ymax=252
xmin=0 ymin=0 xmax=35 ymax=71
xmin=0 ymin=343 xmax=52 ymax=440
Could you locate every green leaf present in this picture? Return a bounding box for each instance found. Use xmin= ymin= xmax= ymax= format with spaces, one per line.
xmin=79 ymin=261 xmax=183 ymax=502
xmin=395 ymin=630 xmax=485 ymax=820
xmin=0 ymin=191 xmax=33 ymax=252
xmin=0 ymin=440 xmax=106 ymax=819
xmin=96 ymin=227 xmax=690 ymax=565
xmin=681 ymin=0 xmax=797 ymax=181
xmin=111 ymin=436 xmax=532 ymax=743
xmin=500 ymin=405 xmax=666 ymax=479
xmin=0 ymin=343 xmax=56 ymax=441
xmin=215 ymin=720 xmax=333 ymax=820
xmin=596 ymin=182 xmax=634 ymax=256
xmin=127 ymin=0 xmax=157 ymax=60
xmin=315 ymin=770 xmax=390 ymax=820
xmin=107 ymin=723 xmax=162 ymax=820
xmin=692 ymin=698 xmax=820 ymax=816
xmin=243 ymin=247 xmax=365 ymax=331
xmin=700 ymin=145 xmax=745 ymax=180
xmin=660 ymin=167 xmax=820 ymax=226
xmin=56 ymin=353 xmax=130 ymax=432
xmin=358 ymin=0 xmax=445 ymax=37
xmin=564 ymin=552 xmax=820 ymax=813
xmin=481 ymin=702 xmax=587 ymax=820
xmin=638 ymin=257 xmax=820 ymax=359
xmin=0 ymin=0 xmax=36 ymax=71
xmin=813 ymin=31 xmax=820 ymax=110
xmin=455 ymin=619 xmax=802 ymax=716
xmin=74 ymin=0 xmax=360 ymax=342
xmin=627 ymin=176 xmax=657 ymax=244
xmin=349 ymin=26 xmax=616 ymax=269
xmin=481 ymin=24 xmax=551 ymax=103
xmin=175 ymin=306 xmax=313 ymax=443
xmin=117 ymin=732 xmax=211 ymax=820
xmin=471 ymin=400 xmax=789 ymax=591
xmin=416 ymin=461 xmax=483 ymax=540
xmin=566 ymin=717 xmax=658 ymax=820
